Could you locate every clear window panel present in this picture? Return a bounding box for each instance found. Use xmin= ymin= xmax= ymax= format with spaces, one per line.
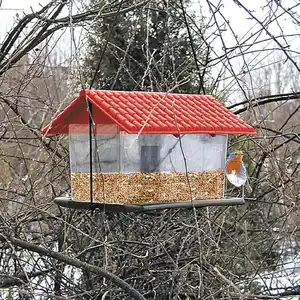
xmin=69 ymin=124 xmax=120 ymax=173
xmin=120 ymin=133 xmax=227 ymax=173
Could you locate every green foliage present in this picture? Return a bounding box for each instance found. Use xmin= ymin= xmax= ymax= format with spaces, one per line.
xmin=83 ymin=0 xmax=208 ymax=93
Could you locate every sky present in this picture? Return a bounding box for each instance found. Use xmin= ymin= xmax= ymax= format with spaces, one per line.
xmin=1 ymin=0 xmax=298 ymax=53
xmin=1 ymin=0 xmax=299 ymax=98
xmin=1 ymin=0 xmax=297 ymax=40
xmin=0 ymin=0 xmax=38 ymax=31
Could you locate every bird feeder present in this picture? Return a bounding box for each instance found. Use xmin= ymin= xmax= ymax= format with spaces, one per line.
xmin=41 ymin=90 xmax=255 ymax=212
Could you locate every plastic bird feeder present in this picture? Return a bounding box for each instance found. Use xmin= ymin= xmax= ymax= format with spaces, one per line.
xmin=41 ymin=90 xmax=256 ymax=212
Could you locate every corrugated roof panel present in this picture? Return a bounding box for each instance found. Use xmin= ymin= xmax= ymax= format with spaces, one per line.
xmin=41 ymin=90 xmax=256 ymax=135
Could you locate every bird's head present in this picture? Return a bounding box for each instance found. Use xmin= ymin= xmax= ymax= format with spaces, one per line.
xmin=227 ymin=150 xmax=244 ymax=162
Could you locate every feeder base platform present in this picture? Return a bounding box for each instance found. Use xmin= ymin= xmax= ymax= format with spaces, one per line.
xmin=54 ymin=197 xmax=245 ymax=212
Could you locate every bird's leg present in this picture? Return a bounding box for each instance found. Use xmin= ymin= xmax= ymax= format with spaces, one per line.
xmin=242 ymin=185 xmax=245 ymax=199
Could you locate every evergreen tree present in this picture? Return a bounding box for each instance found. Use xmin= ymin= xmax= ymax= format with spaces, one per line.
xmin=83 ymin=0 xmax=208 ymax=93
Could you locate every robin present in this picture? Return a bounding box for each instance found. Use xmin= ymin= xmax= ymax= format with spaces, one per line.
xmin=225 ymin=150 xmax=252 ymax=192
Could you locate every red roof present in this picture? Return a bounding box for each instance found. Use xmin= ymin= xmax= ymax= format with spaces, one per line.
xmin=41 ymin=90 xmax=256 ymax=135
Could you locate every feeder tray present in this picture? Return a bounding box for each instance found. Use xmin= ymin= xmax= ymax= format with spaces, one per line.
xmin=54 ymin=196 xmax=245 ymax=212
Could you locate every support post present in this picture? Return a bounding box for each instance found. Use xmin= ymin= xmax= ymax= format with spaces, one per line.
xmin=88 ymin=101 xmax=93 ymax=206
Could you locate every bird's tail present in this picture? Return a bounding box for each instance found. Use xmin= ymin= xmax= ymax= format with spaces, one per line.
xmin=245 ymin=180 xmax=252 ymax=193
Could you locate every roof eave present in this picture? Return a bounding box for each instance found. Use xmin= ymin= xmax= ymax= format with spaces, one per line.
xmin=123 ymin=129 xmax=256 ymax=135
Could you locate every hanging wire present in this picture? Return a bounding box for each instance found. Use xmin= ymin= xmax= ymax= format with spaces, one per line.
xmin=88 ymin=101 xmax=94 ymax=207
xmin=67 ymin=0 xmax=98 ymax=209
xmin=67 ymin=0 xmax=126 ymax=208
xmin=87 ymin=0 xmax=126 ymax=208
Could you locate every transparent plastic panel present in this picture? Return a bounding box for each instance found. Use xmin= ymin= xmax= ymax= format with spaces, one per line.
xmin=69 ymin=127 xmax=227 ymax=173
xmin=69 ymin=124 xmax=120 ymax=173
xmin=120 ymin=133 xmax=227 ymax=173
xmin=69 ymin=133 xmax=90 ymax=173
xmin=121 ymin=134 xmax=162 ymax=173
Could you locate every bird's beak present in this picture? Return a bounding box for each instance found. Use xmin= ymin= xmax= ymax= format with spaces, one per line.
xmin=236 ymin=151 xmax=243 ymax=157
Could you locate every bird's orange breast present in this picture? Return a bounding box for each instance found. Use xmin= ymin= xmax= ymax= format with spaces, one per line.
xmin=226 ymin=160 xmax=242 ymax=174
